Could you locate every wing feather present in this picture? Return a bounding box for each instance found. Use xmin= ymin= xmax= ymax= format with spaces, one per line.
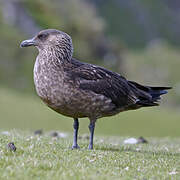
xmin=68 ymin=64 xmax=137 ymax=108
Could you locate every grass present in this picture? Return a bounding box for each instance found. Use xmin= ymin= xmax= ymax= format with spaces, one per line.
xmin=0 ymin=88 xmax=179 ymax=179
xmin=0 ymin=130 xmax=179 ymax=180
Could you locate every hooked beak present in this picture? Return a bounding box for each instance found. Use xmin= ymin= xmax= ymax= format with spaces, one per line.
xmin=20 ymin=38 xmax=36 ymax=48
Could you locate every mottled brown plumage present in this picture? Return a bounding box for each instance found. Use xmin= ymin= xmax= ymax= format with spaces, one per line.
xmin=20 ymin=29 xmax=171 ymax=149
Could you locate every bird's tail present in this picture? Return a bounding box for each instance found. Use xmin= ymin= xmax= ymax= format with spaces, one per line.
xmin=128 ymin=81 xmax=172 ymax=107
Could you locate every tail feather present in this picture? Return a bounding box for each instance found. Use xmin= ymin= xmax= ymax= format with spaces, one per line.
xmin=136 ymin=100 xmax=159 ymax=107
xmin=128 ymin=81 xmax=172 ymax=107
xmin=148 ymin=87 xmax=171 ymax=102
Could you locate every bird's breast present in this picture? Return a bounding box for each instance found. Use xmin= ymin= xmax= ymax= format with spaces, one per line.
xmin=33 ymin=57 xmax=67 ymax=107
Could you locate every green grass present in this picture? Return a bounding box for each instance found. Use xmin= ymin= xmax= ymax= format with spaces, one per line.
xmin=0 ymin=130 xmax=179 ymax=180
xmin=0 ymin=88 xmax=180 ymax=179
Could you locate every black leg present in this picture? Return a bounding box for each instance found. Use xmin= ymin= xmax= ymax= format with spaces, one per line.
xmin=72 ymin=118 xmax=80 ymax=149
xmin=88 ymin=121 xmax=96 ymax=150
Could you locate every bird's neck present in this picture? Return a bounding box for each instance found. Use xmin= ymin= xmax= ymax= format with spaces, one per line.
xmin=38 ymin=47 xmax=73 ymax=69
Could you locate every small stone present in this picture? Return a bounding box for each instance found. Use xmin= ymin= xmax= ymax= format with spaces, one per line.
xmin=137 ymin=136 xmax=148 ymax=144
xmin=169 ymin=171 xmax=178 ymax=175
xmin=1 ymin=131 xmax=10 ymax=135
xmin=59 ymin=132 xmax=68 ymax=138
xmin=50 ymin=131 xmax=59 ymax=137
xmin=125 ymin=166 xmax=129 ymax=171
xmin=34 ymin=129 xmax=43 ymax=135
xmin=124 ymin=138 xmax=138 ymax=144
xmin=7 ymin=142 xmax=16 ymax=152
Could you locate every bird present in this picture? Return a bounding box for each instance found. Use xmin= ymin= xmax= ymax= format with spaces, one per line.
xmin=20 ymin=29 xmax=171 ymax=149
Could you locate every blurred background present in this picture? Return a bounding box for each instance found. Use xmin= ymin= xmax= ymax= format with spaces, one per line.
xmin=0 ymin=0 xmax=179 ymax=137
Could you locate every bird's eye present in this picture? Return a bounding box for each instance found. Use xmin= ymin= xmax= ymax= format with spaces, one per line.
xmin=37 ymin=33 xmax=48 ymax=40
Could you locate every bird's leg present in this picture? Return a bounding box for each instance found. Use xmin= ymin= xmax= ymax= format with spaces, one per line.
xmin=88 ymin=120 xmax=96 ymax=150
xmin=72 ymin=118 xmax=80 ymax=149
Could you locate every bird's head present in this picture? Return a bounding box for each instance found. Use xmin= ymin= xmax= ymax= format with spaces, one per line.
xmin=20 ymin=29 xmax=73 ymax=60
